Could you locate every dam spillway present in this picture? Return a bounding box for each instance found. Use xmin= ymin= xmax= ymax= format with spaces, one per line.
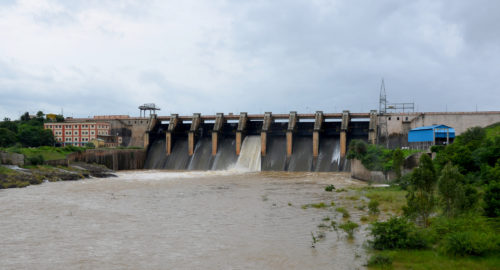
xmin=143 ymin=111 xmax=374 ymax=172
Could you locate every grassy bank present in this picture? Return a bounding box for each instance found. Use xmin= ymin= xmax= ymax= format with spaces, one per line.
xmin=357 ymin=186 xmax=407 ymax=214
xmin=368 ymin=249 xmax=500 ymax=270
xmin=1 ymin=145 xmax=86 ymax=161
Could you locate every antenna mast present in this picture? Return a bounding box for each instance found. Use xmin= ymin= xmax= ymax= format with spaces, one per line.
xmin=379 ymin=78 xmax=387 ymax=114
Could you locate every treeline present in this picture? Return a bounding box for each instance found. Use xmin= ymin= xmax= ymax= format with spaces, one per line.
xmin=0 ymin=111 xmax=63 ymax=148
xmin=351 ymin=125 xmax=500 ymax=268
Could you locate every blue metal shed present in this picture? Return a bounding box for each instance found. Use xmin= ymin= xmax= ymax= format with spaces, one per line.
xmin=408 ymin=125 xmax=455 ymax=143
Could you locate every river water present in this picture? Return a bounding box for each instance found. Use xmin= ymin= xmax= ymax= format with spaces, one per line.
xmin=0 ymin=171 xmax=370 ymax=270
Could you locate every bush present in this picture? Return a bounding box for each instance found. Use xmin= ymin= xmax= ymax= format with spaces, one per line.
xmin=336 ymin=207 xmax=350 ymax=218
xmin=442 ymin=231 xmax=499 ymax=256
xmin=0 ymin=128 xmax=17 ymax=147
xmin=367 ymin=254 xmax=393 ymax=267
xmin=339 ymin=220 xmax=359 ymax=239
xmin=27 ymin=155 xmax=44 ymax=165
xmin=368 ymin=200 xmax=380 ymax=214
xmin=325 ymin=184 xmax=335 ymax=192
xmin=483 ymin=181 xmax=500 ymax=217
xmin=431 ymin=145 xmax=445 ymax=153
xmin=429 ymin=215 xmax=493 ymax=243
xmin=371 ymin=217 xmax=428 ymax=250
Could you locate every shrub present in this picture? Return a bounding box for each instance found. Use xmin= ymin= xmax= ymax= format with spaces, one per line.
xmin=339 ymin=220 xmax=359 ymax=239
xmin=368 ymin=200 xmax=380 ymax=215
xmin=27 ymin=155 xmax=44 ymax=165
xmin=325 ymin=184 xmax=335 ymax=192
xmin=483 ymin=181 xmax=500 ymax=217
xmin=430 ymin=145 xmax=445 ymax=153
xmin=366 ymin=254 xmax=393 ymax=267
xmin=370 ymin=217 xmax=428 ymax=250
xmin=336 ymin=207 xmax=350 ymax=218
xmin=442 ymin=231 xmax=499 ymax=256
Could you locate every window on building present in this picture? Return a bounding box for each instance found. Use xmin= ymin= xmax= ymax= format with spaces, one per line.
xmin=397 ymin=117 xmax=400 ymax=120
xmin=388 ymin=117 xmax=391 ymax=120
xmin=405 ymin=117 xmax=408 ymax=121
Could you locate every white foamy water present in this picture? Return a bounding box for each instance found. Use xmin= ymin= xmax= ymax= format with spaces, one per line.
xmin=233 ymin=135 xmax=261 ymax=171
xmin=331 ymin=140 xmax=341 ymax=166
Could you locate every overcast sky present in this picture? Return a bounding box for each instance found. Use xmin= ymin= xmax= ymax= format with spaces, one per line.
xmin=0 ymin=0 xmax=499 ymax=119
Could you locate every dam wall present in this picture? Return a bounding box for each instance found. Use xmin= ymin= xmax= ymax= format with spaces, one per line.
xmin=377 ymin=111 xmax=500 ymax=148
xmin=68 ymin=149 xmax=147 ymax=170
xmin=144 ymin=111 xmax=372 ymax=172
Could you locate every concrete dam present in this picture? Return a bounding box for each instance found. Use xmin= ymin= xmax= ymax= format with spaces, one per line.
xmin=144 ymin=111 xmax=377 ymax=171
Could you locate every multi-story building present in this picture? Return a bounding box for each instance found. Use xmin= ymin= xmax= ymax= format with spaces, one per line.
xmin=44 ymin=122 xmax=111 ymax=146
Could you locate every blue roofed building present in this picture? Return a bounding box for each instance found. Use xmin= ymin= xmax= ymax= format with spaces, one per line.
xmin=408 ymin=125 xmax=455 ymax=149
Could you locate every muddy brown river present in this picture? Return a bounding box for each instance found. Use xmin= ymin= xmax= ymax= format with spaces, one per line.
xmin=0 ymin=171 xmax=370 ymax=270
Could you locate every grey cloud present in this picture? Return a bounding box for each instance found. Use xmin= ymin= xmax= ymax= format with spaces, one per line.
xmin=0 ymin=0 xmax=499 ymax=119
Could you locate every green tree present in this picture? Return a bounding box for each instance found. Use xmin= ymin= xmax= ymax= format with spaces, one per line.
xmin=17 ymin=125 xmax=54 ymax=147
xmin=36 ymin=111 xmax=44 ymax=119
xmin=455 ymin=126 xmax=486 ymax=150
xmin=438 ymin=163 xmax=465 ymax=217
xmin=404 ymin=154 xmax=437 ymax=227
xmin=55 ymin=114 xmax=65 ymax=122
xmin=346 ymin=139 xmax=367 ymax=160
xmin=0 ymin=128 xmax=17 ymax=147
xmin=20 ymin=112 xmax=30 ymax=122
xmin=483 ymin=181 xmax=500 ymax=217
xmin=0 ymin=119 xmax=18 ymax=133
xmin=393 ymin=148 xmax=404 ymax=179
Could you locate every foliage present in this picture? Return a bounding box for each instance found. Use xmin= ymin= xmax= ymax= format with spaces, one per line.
xmin=335 ymin=207 xmax=350 ymax=218
xmin=438 ymin=163 xmax=466 ymax=216
xmin=0 ymin=128 xmax=17 ymax=147
xmin=403 ymin=154 xmax=437 ymax=227
xmin=366 ymin=254 xmax=393 ymax=268
xmin=346 ymin=139 xmax=367 ymax=160
xmin=360 ymin=186 xmax=407 ymax=214
xmin=347 ymin=139 xmax=421 ymax=173
xmin=442 ymin=231 xmax=499 ymax=257
xmin=301 ymin=202 xmax=332 ymax=209
xmin=434 ymin=126 xmax=500 ymax=183
xmin=324 ymin=184 xmax=335 ymax=192
xmin=483 ymin=181 xmax=500 ymax=217
xmin=0 ymin=119 xmax=18 ymax=133
xmin=370 ymin=217 xmax=428 ymax=250
xmin=0 ymin=111 xmax=56 ymax=147
xmin=368 ymin=200 xmax=380 ymax=215
xmin=339 ymin=220 xmax=359 ymax=239
xmin=27 ymin=154 xmax=45 ymax=165
xmin=393 ymin=148 xmax=404 ymax=178
xmin=17 ymin=125 xmax=54 ymax=147
xmin=0 ymin=145 xmax=85 ymax=161
xmin=367 ymin=250 xmax=500 ymax=270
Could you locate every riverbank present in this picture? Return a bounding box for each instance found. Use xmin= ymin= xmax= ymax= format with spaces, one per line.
xmin=0 ymin=163 xmax=116 ymax=189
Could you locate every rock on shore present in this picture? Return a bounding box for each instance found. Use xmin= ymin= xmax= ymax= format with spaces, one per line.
xmin=0 ymin=163 xmax=116 ymax=189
